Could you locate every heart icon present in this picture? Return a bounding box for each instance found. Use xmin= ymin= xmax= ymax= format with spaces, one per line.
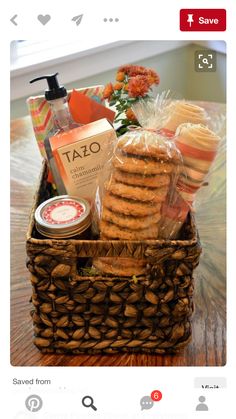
xmin=37 ymin=14 xmax=51 ymax=25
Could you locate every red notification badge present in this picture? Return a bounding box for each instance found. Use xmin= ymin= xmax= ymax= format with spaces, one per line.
xmin=151 ymin=390 xmax=162 ymax=402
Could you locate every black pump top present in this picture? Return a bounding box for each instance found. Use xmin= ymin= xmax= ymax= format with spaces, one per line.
xmin=30 ymin=72 xmax=67 ymax=100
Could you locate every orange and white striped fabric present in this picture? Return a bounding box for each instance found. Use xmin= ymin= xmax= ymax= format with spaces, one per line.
xmin=164 ymin=102 xmax=209 ymax=133
xmin=159 ymin=123 xmax=220 ymax=239
xmin=175 ymin=123 xmax=220 ymax=204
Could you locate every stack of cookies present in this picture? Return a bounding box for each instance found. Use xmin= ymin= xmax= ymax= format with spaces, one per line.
xmin=99 ymin=131 xmax=180 ymax=240
xmin=93 ymin=130 xmax=181 ymax=276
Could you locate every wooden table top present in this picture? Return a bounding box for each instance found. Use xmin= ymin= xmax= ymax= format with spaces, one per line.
xmin=10 ymin=103 xmax=226 ymax=366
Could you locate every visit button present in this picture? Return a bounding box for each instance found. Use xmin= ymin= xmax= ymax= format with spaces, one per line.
xmin=180 ymin=9 xmax=226 ymax=31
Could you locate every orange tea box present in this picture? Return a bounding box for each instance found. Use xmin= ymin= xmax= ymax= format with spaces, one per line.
xmin=49 ymin=118 xmax=117 ymax=203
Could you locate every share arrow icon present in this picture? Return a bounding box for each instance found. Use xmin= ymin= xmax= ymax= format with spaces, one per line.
xmin=71 ymin=14 xmax=83 ymax=26
xmin=10 ymin=14 xmax=18 ymax=26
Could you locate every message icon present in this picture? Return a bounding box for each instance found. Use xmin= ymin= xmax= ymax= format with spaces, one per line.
xmin=140 ymin=396 xmax=154 ymax=410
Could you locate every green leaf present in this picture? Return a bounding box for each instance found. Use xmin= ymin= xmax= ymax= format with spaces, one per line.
xmin=117 ymin=126 xmax=128 ymax=135
xmin=115 ymin=113 xmax=123 ymax=119
xmin=116 ymin=131 xmax=123 ymax=137
xmin=109 ymin=100 xmax=116 ymax=106
xmin=128 ymin=98 xmax=138 ymax=103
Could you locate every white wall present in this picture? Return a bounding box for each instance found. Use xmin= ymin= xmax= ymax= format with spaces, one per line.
xmin=10 ymin=42 xmax=226 ymax=119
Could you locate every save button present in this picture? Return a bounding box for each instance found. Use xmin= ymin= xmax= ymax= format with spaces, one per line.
xmin=180 ymin=9 xmax=226 ymax=31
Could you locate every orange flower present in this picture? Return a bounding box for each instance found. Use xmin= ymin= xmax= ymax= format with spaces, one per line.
xmin=146 ymin=69 xmax=160 ymax=86
xmin=127 ymin=66 xmax=147 ymax=76
xmin=118 ymin=65 xmax=160 ymax=84
xmin=124 ymin=84 xmax=129 ymax=92
xmin=113 ymin=82 xmax=124 ymax=90
xmin=128 ymin=76 xmax=149 ymax=98
xmin=116 ymin=71 xmax=125 ymax=82
xmin=125 ymin=108 xmax=137 ymax=122
xmin=118 ymin=64 xmax=144 ymax=76
xmin=103 ymin=83 xmax=114 ymax=100
xmin=118 ymin=64 xmax=132 ymax=74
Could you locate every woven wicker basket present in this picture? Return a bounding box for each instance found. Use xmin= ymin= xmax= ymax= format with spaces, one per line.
xmin=26 ymin=161 xmax=201 ymax=354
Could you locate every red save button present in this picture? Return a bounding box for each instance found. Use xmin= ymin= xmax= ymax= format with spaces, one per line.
xmin=180 ymin=9 xmax=226 ymax=31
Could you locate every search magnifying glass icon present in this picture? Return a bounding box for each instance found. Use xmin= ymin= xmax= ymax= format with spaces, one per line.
xmin=202 ymin=58 xmax=209 ymax=65
xmin=82 ymin=396 xmax=97 ymax=411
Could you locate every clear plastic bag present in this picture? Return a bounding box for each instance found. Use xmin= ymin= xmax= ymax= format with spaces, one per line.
xmin=133 ymin=91 xmax=210 ymax=135
xmin=175 ymin=123 xmax=220 ymax=204
xmin=159 ymin=122 xmax=221 ymax=239
xmin=95 ymin=95 xmax=183 ymax=247
xmin=93 ymin=94 xmax=222 ymax=276
xmin=163 ymin=101 xmax=209 ymax=134
xmin=93 ymin=96 xmax=182 ymax=275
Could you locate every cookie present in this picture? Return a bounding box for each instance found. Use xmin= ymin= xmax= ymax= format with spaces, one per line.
xmin=117 ymin=132 xmax=180 ymax=161
xmin=104 ymin=192 xmax=161 ymax=217
xmin=113 ymin=169 xmax=170 ymax=188
xmin=93 ymin=257 xmax=147 ymax=276
xmin=107 ymin=180 xmax=168 ymax=203
xmin=102 ymin=207 xmax=161 ymax=230
xmin=113 ymin=151 xmax=175 ymax=175
xmin=100 ymin=220 xmax=159 ymax=240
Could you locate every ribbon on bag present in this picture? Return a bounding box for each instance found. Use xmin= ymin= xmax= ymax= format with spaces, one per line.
xmin=128 ymin=125 xmax=175 ymax=138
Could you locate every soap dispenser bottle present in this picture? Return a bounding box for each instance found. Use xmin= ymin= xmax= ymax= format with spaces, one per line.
xmin=30 ymin=73 xmax=80 ymax=194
